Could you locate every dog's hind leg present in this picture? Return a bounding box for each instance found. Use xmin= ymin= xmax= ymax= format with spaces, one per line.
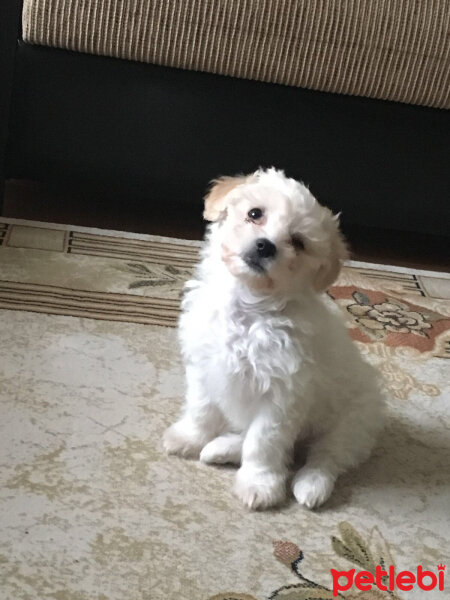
xmin=163 ymin=366 xmax=226 ymax=459
xmin=200 ymin=433 xmax=243 ymax=465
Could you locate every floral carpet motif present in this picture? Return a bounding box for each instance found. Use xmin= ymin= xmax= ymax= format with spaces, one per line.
xmin=329 ymin=287 xmax=449 ymax=359
xmin=0 ymin=218 xmax=449 ymax=600
xmin=211 ymin=521 xmax=402 ymax=599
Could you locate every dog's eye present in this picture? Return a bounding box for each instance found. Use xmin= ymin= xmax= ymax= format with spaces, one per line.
xmin=247 ymin=208 xmax=263 ymax=221
xmin=291 ymin=234 xmax=304 ymax=251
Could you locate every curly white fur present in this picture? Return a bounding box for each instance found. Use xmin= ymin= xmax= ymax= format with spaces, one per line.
xmin=164 ymin=168 xmax=384 ymax=510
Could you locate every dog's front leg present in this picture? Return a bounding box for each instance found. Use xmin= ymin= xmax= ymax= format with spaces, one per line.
xmin=234 ymin=401 xmax=297 ymax=510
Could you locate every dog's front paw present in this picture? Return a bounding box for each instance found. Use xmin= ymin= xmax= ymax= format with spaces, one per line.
xmin=292 ymin=467 xmax=335 ymax=509
xmin=163 ymin=422 xmax=203 ymax=459
xmin=234 ymin=466 xmax=286 ymax=510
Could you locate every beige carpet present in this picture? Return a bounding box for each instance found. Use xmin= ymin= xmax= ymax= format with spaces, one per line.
xmin=0 ymin=217 xmax=449 ymax=600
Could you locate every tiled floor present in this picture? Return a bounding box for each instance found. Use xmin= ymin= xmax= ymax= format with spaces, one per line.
xmin=3 ymin=179 xmax=449 ymax=272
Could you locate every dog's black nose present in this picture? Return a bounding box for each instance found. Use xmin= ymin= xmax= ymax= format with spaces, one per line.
xmin=255 ymin=238 xmax=276 ymax=259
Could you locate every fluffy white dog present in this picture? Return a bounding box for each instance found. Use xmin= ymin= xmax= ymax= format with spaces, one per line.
xmin=164 ymin=168 xmax=384 ymax=510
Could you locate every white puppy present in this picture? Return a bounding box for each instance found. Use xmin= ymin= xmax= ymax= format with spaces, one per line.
xmin=164 ymin=168 xmax=384 ymax=510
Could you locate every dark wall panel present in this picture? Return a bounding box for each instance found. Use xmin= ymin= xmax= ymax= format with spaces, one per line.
xmin=7 ymin=43 xmax=450 ymax=235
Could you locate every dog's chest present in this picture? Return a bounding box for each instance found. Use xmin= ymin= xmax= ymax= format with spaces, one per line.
xmin=204 ymin=303 xmax=301 ymax=383
xmin=181 ymin=284 xmax=304 ymax=389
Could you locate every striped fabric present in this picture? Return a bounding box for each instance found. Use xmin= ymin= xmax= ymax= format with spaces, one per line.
xmin=22 ymin=0 xmax=450 ymax=109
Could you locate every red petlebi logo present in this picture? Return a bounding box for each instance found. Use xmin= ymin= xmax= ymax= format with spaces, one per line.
xmin=331 ymin=564 xmax=446 ymax=596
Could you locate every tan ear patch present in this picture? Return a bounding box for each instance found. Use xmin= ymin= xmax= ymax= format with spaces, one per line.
xmin=313 ymin=215 xmax=349 ymax=292
xmin=203 ymin=175 xmax=249 ymax=221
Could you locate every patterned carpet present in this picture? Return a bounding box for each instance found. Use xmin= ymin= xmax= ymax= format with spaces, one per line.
xmin=0 ymin=217 xmax=449 ymax=600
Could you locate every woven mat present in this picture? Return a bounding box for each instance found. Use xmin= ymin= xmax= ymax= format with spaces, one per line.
xmin=0 ymin=218 xmax=449 ymax=599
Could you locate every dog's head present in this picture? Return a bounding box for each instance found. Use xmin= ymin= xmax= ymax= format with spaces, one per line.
xmin=204 ymin=168 xmax=348 ymax=294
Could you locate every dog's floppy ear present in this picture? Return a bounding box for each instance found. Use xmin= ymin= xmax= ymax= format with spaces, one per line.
xmin=313 ymin=213 xmax=349 ymax=292
xmin=203 ymin=175 xmax=248 ymax=221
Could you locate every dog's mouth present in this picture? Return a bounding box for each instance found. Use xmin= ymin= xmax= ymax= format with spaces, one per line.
xmin=243 ymin=255 xmax=267 ymax=274
xmin=242 ymin=252 xmax=273 ymax=275
xmin=222 ymin=244 xmax=275 ymax=279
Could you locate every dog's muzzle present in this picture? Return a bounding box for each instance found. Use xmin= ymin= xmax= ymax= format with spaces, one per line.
xmin=243 ymin=238 xmax=277 ymax=272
